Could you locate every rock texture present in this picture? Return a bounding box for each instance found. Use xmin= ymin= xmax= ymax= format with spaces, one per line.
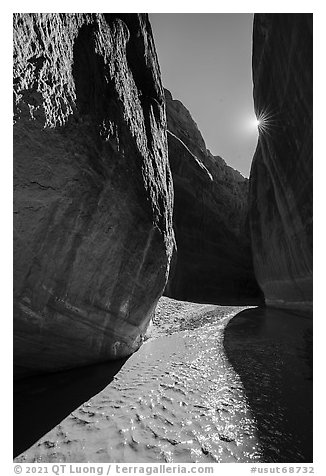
xmin=164 ymin=89 xmax=262 ymax=304
xmin=13 ymin=14 xmax=174 ymax=377
xmin=250 ymin=14 xmax=313 ymax=314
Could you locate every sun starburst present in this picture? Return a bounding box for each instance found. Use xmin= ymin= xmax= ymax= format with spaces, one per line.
xmin=255 ymin=106 xmax=280 ymax=137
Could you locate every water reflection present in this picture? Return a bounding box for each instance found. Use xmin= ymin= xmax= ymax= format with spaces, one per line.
xmin=223 ymin=306 xmax=313 ymax=462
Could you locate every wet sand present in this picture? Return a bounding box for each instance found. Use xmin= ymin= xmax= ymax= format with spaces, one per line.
xmin=14 ymin=297 xmax=312 ymax=463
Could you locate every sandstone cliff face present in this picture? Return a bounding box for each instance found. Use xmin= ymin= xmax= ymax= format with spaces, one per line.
xmin=13 ymin=14 xmax=174 ymax=376
xmin=250 ymin=14 xmax=313 ymax=313
xmin=164 ymin=89 xmax=262 ymax=303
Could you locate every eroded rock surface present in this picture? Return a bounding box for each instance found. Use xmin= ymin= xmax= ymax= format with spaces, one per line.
xmin=13 ymin=14 xmax=174 ymax=377
xmin=250 ymin=14 xmax=313 ymax=313
xmin=164 ymin=89 xmax=262 ymax=304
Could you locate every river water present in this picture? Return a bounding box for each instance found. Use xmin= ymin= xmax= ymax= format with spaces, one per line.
xmin=14 ymin=298 xmax=312 ymax=463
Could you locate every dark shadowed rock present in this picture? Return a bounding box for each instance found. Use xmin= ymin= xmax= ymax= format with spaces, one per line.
xmin=13 ymin=13 xmax=174 ymax=377
xmin=249 ymin=14 xmax=312 ymax=314
xmin=164 ymin=89 xmax=262 ymax=304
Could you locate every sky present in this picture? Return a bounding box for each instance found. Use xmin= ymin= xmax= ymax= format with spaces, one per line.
xmin=149 ymin=13 xmax=258 ymax=178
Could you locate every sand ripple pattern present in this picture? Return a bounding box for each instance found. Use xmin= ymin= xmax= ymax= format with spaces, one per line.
xmin=15 ymin=302 xmax=262 ymax=463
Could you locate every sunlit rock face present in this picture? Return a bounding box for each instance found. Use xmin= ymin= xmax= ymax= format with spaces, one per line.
xmin=249 ymin=14 xmax=313 ymax=314
xmin=164 ymin=89 xmax=262 ymax=304
xmin=13 ymin=13 xmax=174 ymax=377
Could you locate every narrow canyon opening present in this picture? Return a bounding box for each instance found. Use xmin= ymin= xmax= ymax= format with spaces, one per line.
xmin=13 ymin=13 xmax=312 ymax=464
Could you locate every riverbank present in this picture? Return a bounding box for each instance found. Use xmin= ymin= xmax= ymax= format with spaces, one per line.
xmin=14 ymin=297 xmax=312 ymax=463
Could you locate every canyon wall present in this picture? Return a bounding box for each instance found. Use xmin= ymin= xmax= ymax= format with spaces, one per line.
xmin=250 ymin=14 xmax=313 ymax=313
xmin=164 ymin=89 xmax=262 ymax=304
xmin=13 ymin=14 xmax=174 ymax=376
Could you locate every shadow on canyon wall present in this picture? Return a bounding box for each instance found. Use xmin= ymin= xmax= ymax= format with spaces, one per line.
xmin=223 ymin=307 xmax=313 ymax=462
xmin=13 ymin=357 xmax=128 ymax=458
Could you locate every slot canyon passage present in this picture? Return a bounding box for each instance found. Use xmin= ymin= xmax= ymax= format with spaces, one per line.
xmin=13 ymin=13 xmax=312 ymax=463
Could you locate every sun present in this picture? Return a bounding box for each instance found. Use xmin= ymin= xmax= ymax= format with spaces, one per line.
xmin=248 ymin=116 xmax=261 ymax=132
xmin=252 ymin=107 xmax=280 ymax=136
xmin=253 ymin=118 xmax=261 ymax=129
xmin=246 ymin=109 xmax=277 ymax=136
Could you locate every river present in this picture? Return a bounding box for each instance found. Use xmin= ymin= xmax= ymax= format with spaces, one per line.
xmin=14 ymin=297 xmax=312 ymax=463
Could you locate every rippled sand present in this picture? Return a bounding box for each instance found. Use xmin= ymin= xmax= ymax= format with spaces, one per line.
xmin=14 ymin=298 xmax=312 ymax=463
